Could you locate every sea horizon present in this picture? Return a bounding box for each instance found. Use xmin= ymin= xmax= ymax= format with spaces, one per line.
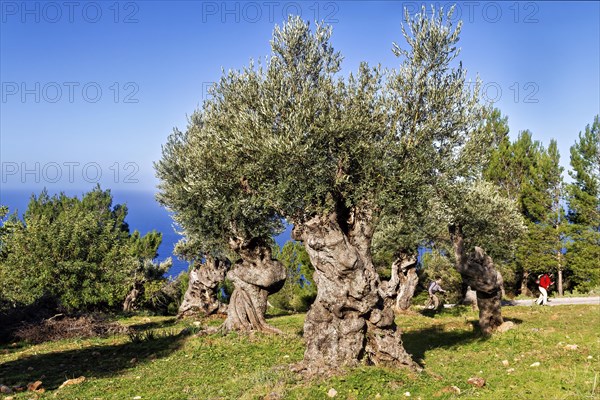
xmin=0 ymin=187 xmax=292 ymax=278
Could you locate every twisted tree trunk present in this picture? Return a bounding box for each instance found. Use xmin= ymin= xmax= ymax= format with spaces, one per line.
xmin=178 ymin=257 xmax=228 ymax=318
xmin=123 ymin=283 xmax=142 ymax=312
xmin=450 ymin=224 xmax=510 ymax=335
xmin=292 ymin=210 xmax=419 ymax=376
xmin=459 ymin=282 xmax=478 ymax=310
xmin=379 ymin=254 xmax=419 ymax=311
xmin=222 ymin=238 xmax=286 ymax=333
xmin=395 ymin=257 xmax=419 ymax=311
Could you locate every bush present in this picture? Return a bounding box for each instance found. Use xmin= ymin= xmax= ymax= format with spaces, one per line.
xmin=0 ymin=187 xmax=168 ymax=314
xmin=419 ymin=251 xmax=463 ymax=304
xmin=138 ymin=273 xmax=188 ymax=315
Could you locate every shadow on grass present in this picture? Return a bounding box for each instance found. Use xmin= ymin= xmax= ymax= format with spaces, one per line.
xmin=0 ymin=330 xmax=191 ymax=390
xmin=403 ymin=315 xmax=525 ymax=367
xmin=467 ymin=316 xmax=524 ymax=332
xmin=420 ymin=305 xmax=473 ymax=318
xmin=503 ymin=317 xmax=523 ymax=325
xmin=126 ymin=317 xmax=178 ymax=331
xmin=402 ymin=324 xmax=484 ymax=365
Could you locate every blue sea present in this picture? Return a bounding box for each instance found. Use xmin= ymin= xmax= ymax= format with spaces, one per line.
xmin=0 ymin=188 xmax=292 ymax=279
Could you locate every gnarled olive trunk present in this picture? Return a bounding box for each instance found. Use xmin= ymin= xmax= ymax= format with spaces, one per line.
xmin=292 ymin=211 xmax=419 ymax=376
xmin=123 ymin=283 xmax=142 ymax=312
xmin=459 ymin=282 xmax=478 ymax=310
xmin=395 ymin=258 xmax=419 ymax=311
xmin=379 ymin=254 xmax=419 ymax=311
xmin=178 ymin=258 xmax=228 ymax=318
xmin=450 ymin=224 xmax=507 ymax=335
xmin=222 ymin=239 xmax=286 ymax=333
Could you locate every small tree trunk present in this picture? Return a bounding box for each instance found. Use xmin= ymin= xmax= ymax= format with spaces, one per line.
xmin=123 ymin=285 xmax=141 ymax=312
xmin=459 ymin=282 xmax=478 ymax=310
xmin=557 ymin=253 xmax=564 ymax=296
xmin=395 ymin=262 xmax=419 ymax=311
xmin=450 ymin=224 xmax=508 ymax=335
xmin=178 ymin=258 xmax=228 ymax=318
xmin=379 ymin=254 xmax=418 ymax=311
xmin=292 ymin=211 xmax=419 ymax=376
xmin=221 ymin=239 xmax=286 ymax=333
xmin=520 ymin=270 xmax=532 ymax=297
xmin=556 ymin=222 xmax=564 ymax=296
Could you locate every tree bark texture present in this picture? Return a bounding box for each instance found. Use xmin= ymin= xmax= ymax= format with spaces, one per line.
xmin=222 ymin=239 xmax=286 ymax=333
xmin=379 ymin=254 xmax=419 ymax=311
xmin=123 ymin=284 xmax=141 ymax=312
xmin=292 ymin=211 xmax=419 ymax=376
xmin=178 ymin=258 xmax=228 ymax=318
xmin=519 ymin=270 xmax=532 ymax=297
xmin=450 ymin=224 xmax=507 ymax=335
xmin=459 ymin=282 xmax=478 ymax=310
xmin=556 ymin=224 xmax=564 ymax=296
xmin=557 ymin=251 xmax=564 ymax=296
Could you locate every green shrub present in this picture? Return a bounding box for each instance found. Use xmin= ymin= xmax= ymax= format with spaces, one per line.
xmin=0 ymin=187 xmax=168 ymax=314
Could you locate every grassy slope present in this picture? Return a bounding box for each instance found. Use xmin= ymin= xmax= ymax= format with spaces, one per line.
xmin=0 ymin=305 xmax=598 ymax=400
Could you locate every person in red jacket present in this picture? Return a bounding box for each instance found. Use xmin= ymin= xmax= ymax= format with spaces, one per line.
xmin=536 ymin=273 xmax=554 ymax=306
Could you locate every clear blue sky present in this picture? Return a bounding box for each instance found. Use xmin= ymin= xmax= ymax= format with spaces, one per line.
xmin=1 ymin=1 xmax=599 ymax=193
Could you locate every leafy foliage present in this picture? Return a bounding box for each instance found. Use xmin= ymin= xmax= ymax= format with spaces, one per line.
xmin=155 ymin=104 xmax=284 ymax=257
xmin=566 ymin=116 xmax=600 ymax=227
xmin=126 ymin=230 xmax=174 ymax=312
xmin=419 ymin=250 xmax=463 ymax=304
xmin=177 ymin=12 xmax=485 ymax=234
xmin=444 ymin=180 xmax=526 ymax=263
xmin=0 ymin=187 xmax=166 ymax=313
xmin=269 ymin=241 xmax=316 ymax=312
xmin=485 ymin=129 xmax=542 ymax=205
xmin=565 ymin=116 xmax=600 ymax=291
xmin=483 ymin=124 xmax=568 ymax=292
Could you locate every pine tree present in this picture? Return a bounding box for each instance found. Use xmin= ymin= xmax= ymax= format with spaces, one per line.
xmin=565 ymin=116 xmax=600 ymax=292
xmin=485 ymin=130 xmax=567 ymax=295
xmin=485 ymin=130 xmax=541 ymax=204
xmin=0 ymin=187 xmax=142 ymax=312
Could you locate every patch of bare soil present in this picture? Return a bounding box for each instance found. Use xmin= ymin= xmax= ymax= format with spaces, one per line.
xmin=14 ymin=314 xmax=128 ymax=344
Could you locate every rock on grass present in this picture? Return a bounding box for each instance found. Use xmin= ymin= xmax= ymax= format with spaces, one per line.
xmin=467 ymin=377 xmax=486 ymax=387
xmin=58 ymin=376 xmax=86 ymax=389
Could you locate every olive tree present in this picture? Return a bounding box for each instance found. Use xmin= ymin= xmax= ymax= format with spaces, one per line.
xmin=444 ymin=180 xmax=525 ymax=333
xmin=155 ymin=113 xmax=286 ymax=333
xmin=372 ymin=202 xmax=439 ymax=312
xmin=175 ymin=238 xmax=229 ymax=318
xmin=183 ymin=7 xmax=493 ymax=374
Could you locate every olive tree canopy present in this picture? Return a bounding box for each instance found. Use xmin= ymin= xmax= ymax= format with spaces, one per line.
xmin=157 ymin=7 xmax=526 ymax=373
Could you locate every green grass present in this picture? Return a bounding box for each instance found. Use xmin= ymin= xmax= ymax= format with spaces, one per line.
xmin=1 ymin=306 xmax=598 ymax=399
